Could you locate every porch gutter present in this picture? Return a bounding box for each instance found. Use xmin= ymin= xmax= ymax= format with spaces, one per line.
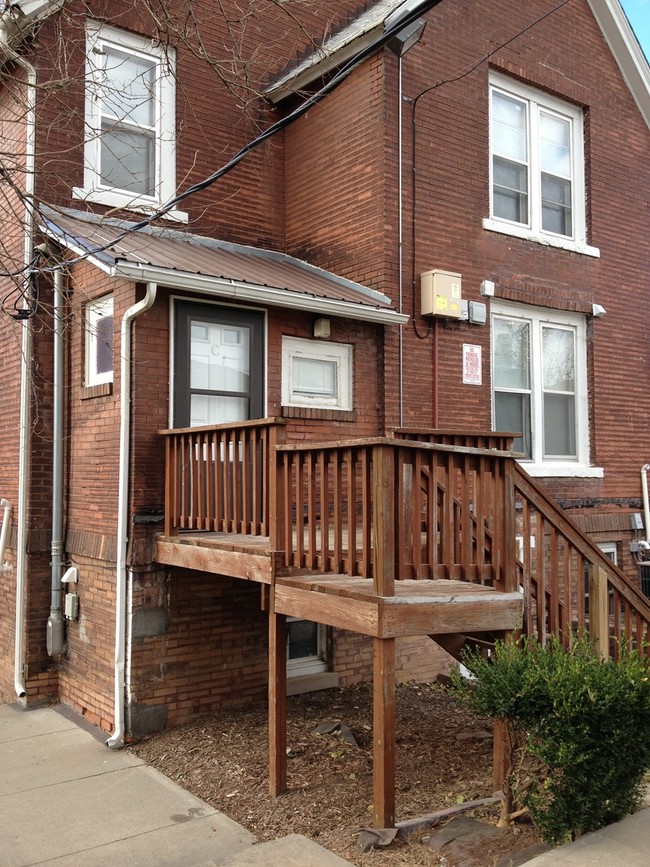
xmin=112 ymin=263 xmax=409 ymax=327
xmin=106 ymin=281 xmax=158 ymax=749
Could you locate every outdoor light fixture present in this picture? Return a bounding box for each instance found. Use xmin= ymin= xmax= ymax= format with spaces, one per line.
xmin=387 ymin=17 xmax=426 ymax=56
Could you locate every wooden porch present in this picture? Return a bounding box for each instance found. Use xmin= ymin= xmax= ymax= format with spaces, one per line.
xmin=155 ymin=419 xmax=650 ymax=827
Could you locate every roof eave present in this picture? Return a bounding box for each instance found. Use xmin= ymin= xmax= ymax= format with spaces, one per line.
xmin=113 ymin=261 xmax=409 ymax=326
xmin=0 ymin=0 xmax=63 ymax=63
xmin=588 ymin=0 xmax=650 ymax=129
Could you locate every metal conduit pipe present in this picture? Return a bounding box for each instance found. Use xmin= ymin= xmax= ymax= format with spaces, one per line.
xmin=0 ymin=499 xmax=12 ymax=572
xmin=107 ymin=282 xmax=158 ymax=749
xmin=47 ymin=265 xmax=66 ymax=656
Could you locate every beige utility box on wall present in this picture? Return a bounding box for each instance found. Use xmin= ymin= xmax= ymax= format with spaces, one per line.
xmin=421 ymin=269 xmax=462 ymax=318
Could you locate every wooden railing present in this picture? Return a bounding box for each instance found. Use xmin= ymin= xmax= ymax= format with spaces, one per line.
xmin=159 ymin=418 xmax=286 ymax=537
xmin=274 ymin=438 xmax=518 ymax=595
xmin=159 ymin=421 xmax=650 ymax=655
xmin=514 ymin=465 xmax=650 ymax=657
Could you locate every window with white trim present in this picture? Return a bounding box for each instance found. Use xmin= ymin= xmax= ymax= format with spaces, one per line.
xmin=74 ymin=22 xmax=186 ymax=222
xmin=491 ymin=301 xmax=593 ymax=476
xmin=85 ymin=295 xmax=114 ymax=386
xmin=286 ymin=619 xmax=328 ymax=677
xmin=282 ymin=337 xmax=353 ymax=411
xmin=484 ymin=73 xmax=597 ymax=256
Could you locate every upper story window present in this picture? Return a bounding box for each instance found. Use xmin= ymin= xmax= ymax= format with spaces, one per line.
xmin=491 ymin=301 xmax=601 ymax=478
xmin=281 ymin=337 xmax=353 ymax=411
xmin=74 ymin=22 xmax=187 ymax=223
xmin=85 ymin=294 xmax=114 ymax=386
xmin=483 ymin=73 xmax=598 ymax=257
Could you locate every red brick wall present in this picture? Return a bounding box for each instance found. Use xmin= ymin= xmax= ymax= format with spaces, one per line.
xmin=333 ymin=631 xmax=453 ymax=686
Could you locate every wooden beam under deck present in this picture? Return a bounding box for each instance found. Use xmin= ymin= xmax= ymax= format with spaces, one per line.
xmin=274 ymin=576 xmax=523 ymax=638
xmin=155 ymin=534 xmax=279 ymax=584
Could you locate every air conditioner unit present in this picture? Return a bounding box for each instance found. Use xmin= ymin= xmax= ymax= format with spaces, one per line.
xmin=421 ymin=270 xmax=462 ymax=318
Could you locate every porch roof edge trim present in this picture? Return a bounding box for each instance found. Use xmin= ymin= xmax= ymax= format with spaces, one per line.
xmin=113 ymin=260 xmax=409 ymax=326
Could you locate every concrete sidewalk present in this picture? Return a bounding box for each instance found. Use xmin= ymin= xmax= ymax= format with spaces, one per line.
xmin=3 ymin=702 xmax=649 ymax=867
xmin=0 ymin=703 xmax=352 ymax=866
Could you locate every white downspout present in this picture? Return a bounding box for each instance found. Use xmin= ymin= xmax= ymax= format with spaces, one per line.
xmin=7 ymin=48 xmax=37 ymax=699
xmin=641 ymin=464 xmax=650 ymax=546
xmin=0 ymin=499 xmax=12 ymax=572
xmin=106 ymin=282 xmax=157 ymax=749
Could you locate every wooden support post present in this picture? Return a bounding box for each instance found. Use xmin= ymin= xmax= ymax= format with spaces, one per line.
xmin=373 ymin=636 xmax=396 ymax=828
xmin=589 ymin=563 xmax=610 ymax=659
xmin=268 ymin=588 xmax=287 ymax=796
xmin=492 ymin=716 xmax=512 ymax=793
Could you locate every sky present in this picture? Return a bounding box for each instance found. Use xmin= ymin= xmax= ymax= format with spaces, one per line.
xmin=620 ymin=0 xmax=650 ymax=60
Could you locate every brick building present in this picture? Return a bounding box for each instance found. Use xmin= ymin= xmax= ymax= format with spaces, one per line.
xmin=1 ymin=0 xmax=649 ymax=820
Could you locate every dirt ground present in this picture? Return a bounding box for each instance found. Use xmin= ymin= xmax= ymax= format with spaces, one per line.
xmin=129 ymin=681 xmax=543 ymax=866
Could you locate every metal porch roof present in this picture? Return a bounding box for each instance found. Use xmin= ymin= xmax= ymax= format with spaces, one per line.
xmin=41 ymin=208 xmax=407 ymax=326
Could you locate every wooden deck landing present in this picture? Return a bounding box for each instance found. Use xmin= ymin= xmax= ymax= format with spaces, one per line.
xmin=155 ymin=532 xmax=523 ymax=639
xmin=275 ymin=575 xmax=522 ymax=638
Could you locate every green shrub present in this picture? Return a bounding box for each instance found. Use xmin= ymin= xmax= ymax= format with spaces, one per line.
xmin=451 ymin=636 xmax=650 ymax=844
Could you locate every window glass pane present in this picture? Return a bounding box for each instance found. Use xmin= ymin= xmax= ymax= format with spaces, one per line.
xmin=190 ymin=394 xmax=248 ymax=427
xmin=492 ymin=91 xmax=528 ymax=161
xmin=94 ymin=314 xmax=113 ymax=374
xmin=541 ymin=174 xmax=572 ymax=236
xmin=100 ymin=125 xmax=155 ymax=195
xmin=292 ymin=356 xmax=337 ymax=397
xmin=495 ymin=392 xmax=531 ymax=458
xmin=493 ymin=319 xmax=530 ymax=389
xmin=493 ymin=158 xmax=528 ymax=223
xmin=542 ymin=327 xmax=574 ymax=392
xmin=544 ymin=392 xmax=576 ymax=457
xmin=103 ymin=47 xmax=156 ymax=126
xmin=287 ymin=620 xmax=319 ymax=660
xmin=190 ymin=322 xmax=250 ymax=392
xmin=540 ymin=112 xmax=571 ymax=177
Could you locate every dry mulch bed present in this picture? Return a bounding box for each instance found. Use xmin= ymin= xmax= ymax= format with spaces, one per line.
xmin=129 ymin=681 xmax=543 ymax=865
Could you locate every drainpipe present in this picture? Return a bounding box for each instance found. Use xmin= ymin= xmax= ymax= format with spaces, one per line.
xmin=641 ymin=464 xmax=650 ymax=546
xmin=107 ymin=281 xmax=158 ymax=749
xmin=0 ymin=499 xmax=12 ymax=572
xmin=5 ymin=47 xmax=37 ymax=699
xmin=46 ymin=265 xmax=66 ymax=656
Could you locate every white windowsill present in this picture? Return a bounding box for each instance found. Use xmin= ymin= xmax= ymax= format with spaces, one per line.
xmin=72 ymin=187 xmax=188 ymax=224
xmin=522 ymin=462 xmax=604 ymax=478
xmin=287 ymin=671 xmax=339 ymax=696
xmin=482 ymin=218 xmax=600 ymax=258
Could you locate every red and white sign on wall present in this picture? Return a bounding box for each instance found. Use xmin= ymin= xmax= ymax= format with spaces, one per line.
xmin=462 ymin=344 xmax=482 ymax=386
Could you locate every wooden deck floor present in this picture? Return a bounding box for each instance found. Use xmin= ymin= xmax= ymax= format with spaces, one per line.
xmin=155 ymin=531 xmax=523 ymax=639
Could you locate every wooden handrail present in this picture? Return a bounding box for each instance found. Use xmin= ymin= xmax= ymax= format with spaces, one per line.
xmin=513 ymin=464 xmax=650 ymax=656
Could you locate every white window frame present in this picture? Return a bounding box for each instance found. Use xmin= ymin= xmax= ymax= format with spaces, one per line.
xmin=281 ymin=337 xmax=353 ymax=411
xmin=491 ymin=300 xmax=601 ymax=478
xmin=85 ymin=294 xmax=114 ymax=386
xmin=484 ymin=72 xmax=598 ymax=257
xmin=73 ymin=21 xmax=187 ymax=223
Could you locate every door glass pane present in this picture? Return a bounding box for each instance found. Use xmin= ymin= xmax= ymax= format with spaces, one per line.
xmin=495 ymin=392 xmax=531 ymax=459
xmin=190 ymin=321 xmax=250 ymax=392
xmin=190 ymin=394 xmax=248 ymax=427
xmin=544 ymin=393 xmax=576 ymax=457
xmin=542 ymin=327 xmax=574 ymax=392
xmin=493 ymin=319 xmax=530 ymax=389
